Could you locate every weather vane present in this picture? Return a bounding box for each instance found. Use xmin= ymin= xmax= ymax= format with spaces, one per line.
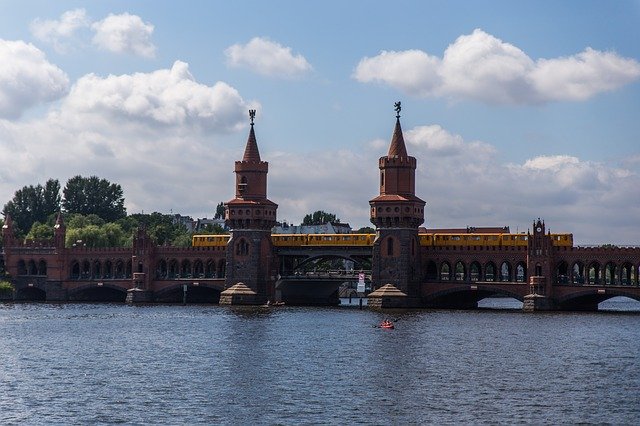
xmin=249 ymin=109 xmax=256 ymax=125
xmin=394 ymin=101 xmax=401 ymax=118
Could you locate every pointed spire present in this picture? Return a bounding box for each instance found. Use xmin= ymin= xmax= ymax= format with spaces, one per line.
xmin=2 ymin=213 xmax=12 ymax=229
xmin=242 ymin=109 xmax=261 ymax=163
xmin=54 ymin=212 xmax=65 ymax=229
xmin=387 ymin=101 xmax=408 ymax=158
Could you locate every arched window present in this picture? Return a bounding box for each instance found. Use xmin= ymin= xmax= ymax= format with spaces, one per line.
xmin=454 ymin=261 xmax=465 ymax=281
xmin=28 ymin=260 xmax=37 ymax=275
xmin=82 ymin=260 xmax=91 ymax=279
xmin=500 ymin=262 xmax=511 ymax=282
xmin=440 ymin=262 xmax=450 ymax=281
xmin=205 ymin=260 xmax=215 ymax=278
xmin=572 ymin=262 xmax=584 ymax=284
xmin=104 ymin=261 xmax=113 ymax=279
xmin=470 ymin=262 xmax=481 ymax=282
xmin=516 ymin=263 xmax=526 ymax=283
xmin=238 ymin=176 xmax=248 ymax=194
xmin=194 ymin=260 xmax=204 ymax=278
xmin=181 ymin=259 xmax=192 ymax=278
xmin=157 ymin=259 xmax=168 ymax=279
xmin=236 ymin=238 xmax=249 ymax=256
xmin=218 ymin=259 xmax=226 ymax=278
xmin=386 ymin=237 xmax=394 ymax=256
xmin=485 ymin=262 xmax=496 ymax=282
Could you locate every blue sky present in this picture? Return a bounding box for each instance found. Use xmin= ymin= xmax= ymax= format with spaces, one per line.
xmin=0 ymin=1 xmax=639 ymax=244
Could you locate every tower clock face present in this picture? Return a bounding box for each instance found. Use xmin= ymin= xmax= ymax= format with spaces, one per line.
xmin=536 ymin=227 xmax=542 ymax=232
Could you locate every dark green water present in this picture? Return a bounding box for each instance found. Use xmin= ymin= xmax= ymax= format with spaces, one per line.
xmin=1 ymin=299 xmax=639 ymax=424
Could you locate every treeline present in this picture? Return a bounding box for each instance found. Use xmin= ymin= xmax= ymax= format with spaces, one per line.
xmin=1 ymin=176 xmax=225 ymax=248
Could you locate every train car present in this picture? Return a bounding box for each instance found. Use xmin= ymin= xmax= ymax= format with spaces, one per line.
xmin=271 ymin=234 xmax=308 ymax=247
xmin=304 ymin=234 xmax=374 ymax=246
xmin=550 ymin=233 xmax=573 ymax=247
xmin=418 ymin=233 xmax=434 ymax=246
xmin=501 ymin=234 xmax=529 ymax=247
xmin=192 ymin=234 xmax=229 ymax=247
xmin=432 ymin=233 xmax=503 ymax=247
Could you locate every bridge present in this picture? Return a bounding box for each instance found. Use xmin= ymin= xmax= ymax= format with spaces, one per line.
xmin=2 ymin=105 xmax=639 ymax=311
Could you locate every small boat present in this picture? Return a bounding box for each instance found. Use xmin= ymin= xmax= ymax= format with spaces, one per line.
xmin=380 ymin=320 xmax=394 ymax=329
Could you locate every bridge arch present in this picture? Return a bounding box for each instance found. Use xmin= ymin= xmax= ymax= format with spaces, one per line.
xmin=604 ymin=262 xmax=617 ymax=285
xmin=154 ymin=283 xmax=221 ymax=303
xmin=15 ymin=285 xmax=46 ymax=301
xmin=68 ymin=283 xmax=127 ymax=302
xmin=557 ymin=288 xmax=640 ymax=311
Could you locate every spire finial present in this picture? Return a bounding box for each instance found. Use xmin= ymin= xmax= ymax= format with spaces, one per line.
xmin=394 ymin=101 xmax=401 ymax=119
xmin=249 ymin=109 xmax=256 ymax=126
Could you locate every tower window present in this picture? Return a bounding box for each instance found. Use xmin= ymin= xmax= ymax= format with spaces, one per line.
xmin=238 ymin=176 xmax=248 ymax=194
xmin=380 ymin=171 xmax=384 ymax=187
xmin=387 ymin=237 xmax=394 ymax=256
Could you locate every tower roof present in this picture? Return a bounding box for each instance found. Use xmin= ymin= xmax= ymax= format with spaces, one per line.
xmin=54 ymin=211 xmax=65 ymax=229
xmin=387 ymin=116 xmax=408 ymax=158
xmin=242 ymin=120 xmax=261 ymax=163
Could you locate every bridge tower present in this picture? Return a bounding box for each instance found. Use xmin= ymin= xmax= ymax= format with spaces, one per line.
xmin=524 ymin=218 xmax=555 ymax=311
xmin=221 ymin=110 xmax=278 ymax=305
xmin=368 ymin=102 xmax=425 ymax=308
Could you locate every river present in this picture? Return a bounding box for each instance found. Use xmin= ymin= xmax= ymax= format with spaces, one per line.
xmin=1 ymin=298 xmax=639 ymax=424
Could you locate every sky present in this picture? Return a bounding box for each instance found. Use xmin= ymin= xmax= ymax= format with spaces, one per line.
xmin=0 ymin=0 xmax=639 ymax=245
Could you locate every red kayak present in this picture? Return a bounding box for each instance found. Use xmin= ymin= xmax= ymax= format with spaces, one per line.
xmin=380 ymin=321 xmax=394 ymax=329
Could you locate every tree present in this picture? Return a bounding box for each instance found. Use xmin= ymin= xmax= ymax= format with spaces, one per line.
xmin=62 ymin=176 xmax=126 ymax=222
xmin=302 ymin=210 xmax=340 ymax=226
xmin=214 ymin=202 xmax=225 ymax=219
xmin=2 ymin=179 xmax=61 ymax=236
xmin=26 ymin=222 xmax=54 ymax=241
xmin=355 ymin=226 xmax=375 ymax=233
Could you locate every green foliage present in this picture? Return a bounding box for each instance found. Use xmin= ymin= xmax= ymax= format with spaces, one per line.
xmin=355 ymin=226 xmax=375 ymax=233
xmin=214 ymin=202 xmax=225 ymax=219
xmin=62 ymin=175 xmax=126 ymax=222
xmin=2 ymin=179 xmax=61 ymax=236
xmin=0 ymin=280 xmax=13 ymax=293
xmin=302 ymin=210 xmax=340 ymax=226
xmin=26 ymin=222 xmax=54 ymax=240
xmin=66 ymin=213 xmax=105 ymax=229
xmin=199 ymin=223 xmax=226 ymax=234
xmin=64 ymin=216 xmax=128 ymax=248
xmin=171 ymin=233 xmax=193 ymax=247
xmin=126 ymin=212 xmax=192 ymax=246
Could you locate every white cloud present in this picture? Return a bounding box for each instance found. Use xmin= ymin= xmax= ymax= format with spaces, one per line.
xmin=353 ymin=50 xmax=441 ymax=96
xmin=0 ymin=62 xmax=257 ymax=218
xmin=91 ymin=13 xmax=156 ymax=58
xmin=0 ymin=39 xmax=69 ymax=119
xmin=54 ymin=61 xmax=254 ymax=133
xmin=225 ymin=37 xmax=313 ymax=78
xmin=30 ymin=8 xmax=90 ymax=53
xmin=353 ymin=29 xmax=640 ymax=105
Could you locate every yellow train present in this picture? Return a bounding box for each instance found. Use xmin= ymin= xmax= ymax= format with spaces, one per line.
xmin=193 ymin=232 xmax=573 ymax=248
